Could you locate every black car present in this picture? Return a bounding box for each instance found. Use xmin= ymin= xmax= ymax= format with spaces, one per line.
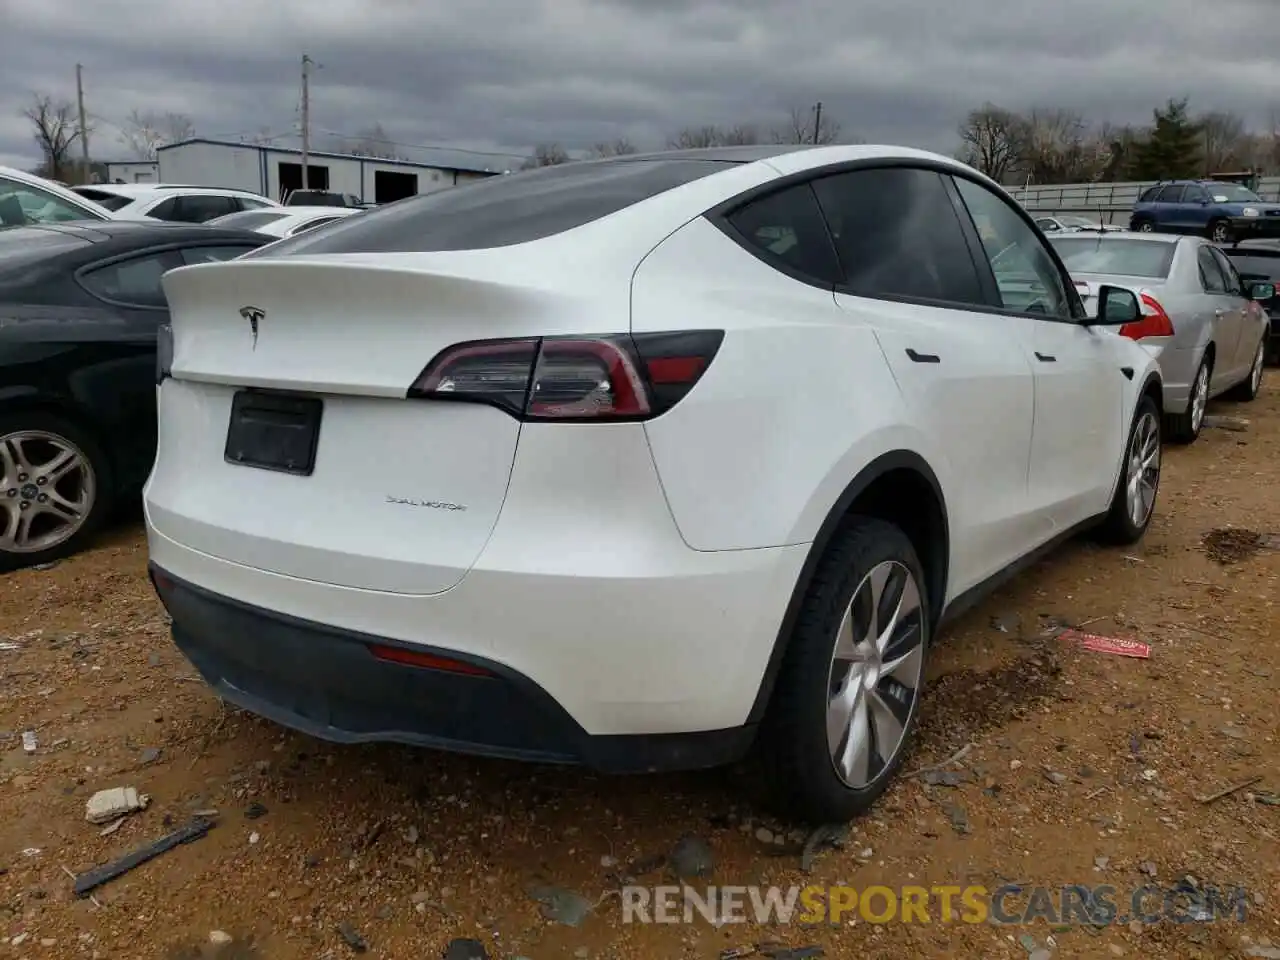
xmin=0 ymin=221 xmax=269 ymax=569
xmin=1223 ymin=239 xmax=1280 ymax=365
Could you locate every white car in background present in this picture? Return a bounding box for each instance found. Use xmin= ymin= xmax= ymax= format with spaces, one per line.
xmin=206 ymin=205 xmax=360 ymax=239
xmin=145 ymin=144 xmax=1164 ymax=822
xmin=70 ymin=184 xmax=279 ymax=224
xmin=0 ymin=165 xmax=114 ymax=225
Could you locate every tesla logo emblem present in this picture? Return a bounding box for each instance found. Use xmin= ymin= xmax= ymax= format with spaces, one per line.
xmin=239 ymin=306 xmax=264 ymax=348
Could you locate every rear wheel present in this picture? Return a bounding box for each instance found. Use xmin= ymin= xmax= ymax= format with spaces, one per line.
xmin=1132 ymin=218 xmax=1154 ymax=233
xmin=1165 ymin=357 xmax=1210 ymax=444
xmin=0 ymin=412 xmax=112 ymax=571
xmin=1225 ymin=337 xmax=1265 ymax=402
xmin=1096 ymin=395 xmax=1161 ymax=545
xmin=756 ymin=517 xmax=929 ymax=823
xmin=1209 ymin=219 xmax=1231 ymax=244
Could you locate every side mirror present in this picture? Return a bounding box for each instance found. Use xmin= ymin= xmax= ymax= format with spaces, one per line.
xmin=1248 ymin=281 xmax=1276 ymax=301
xmin=1089 ymin=285 xmax=1140 ymax=326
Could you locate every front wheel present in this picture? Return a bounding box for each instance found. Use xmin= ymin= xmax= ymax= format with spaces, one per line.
xmin=755 ymin=517 xmax=929 ymax=823
xmin=1095 ymin=395 xmax=1161 ymax=546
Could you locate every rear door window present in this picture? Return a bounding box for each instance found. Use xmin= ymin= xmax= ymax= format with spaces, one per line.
xmin=172 ymin=195 xmax=239 ymax=223
xmin=1210 ymin=247 xmax=1244 ymax=295
xmin=1153 ymin=185 xmax=1186 ymax=203
xmin=810 ymin=167 xmax=987 ymax=306
xmin=1198 ymin=246 xmax=1228 ymax=293
xmin=256 ymin=158 xmax=738 ymax=255
xmin=80 ymin=249 xmax=186 ymax=308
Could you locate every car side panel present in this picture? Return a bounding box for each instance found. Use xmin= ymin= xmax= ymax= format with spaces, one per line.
xmin=630 ymin=215 xmax=960 ymax=573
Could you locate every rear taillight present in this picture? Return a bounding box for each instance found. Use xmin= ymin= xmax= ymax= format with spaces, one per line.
xmin=407 ymin=330 xmax=724 ymax=422
xmin=156 ymin=323 xmax=174 ymax=384
xmin=1120 ymin=294 xmax=1175 ymax=340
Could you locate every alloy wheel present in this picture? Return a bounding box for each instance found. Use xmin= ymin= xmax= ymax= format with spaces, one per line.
xmin=1251 ymin=342 xmax=1264 ymax=394
xmin=825 ymin=559 xmax=925 ymax=790
xmin=1125 ymin=411 xmax=1160 ymax=528
xmin=0 ymin=430 xmax=96 ymax=554
xmin=1138 ymin=222 xmax=1154 ymax=233
xmin=1212 ymin=223 xmax=1230 ymax=243
xmin=1191 ymin=364 xmax=1209 ymax=433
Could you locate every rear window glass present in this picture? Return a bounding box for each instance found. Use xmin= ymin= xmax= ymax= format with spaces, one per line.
xmin=74 ymin=189 xmax=132 ymax=212
xmin=254 ymin=158 xmax=737 ymax=256
xmin=1223 ymin=252 xmax=1280 ymax=281
xmin=1048 ymin=237 xmax=1176 ymax=279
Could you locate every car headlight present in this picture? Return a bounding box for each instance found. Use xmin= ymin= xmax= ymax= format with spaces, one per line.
xmin=1242 ymin=207 xmax=1260 ymax=218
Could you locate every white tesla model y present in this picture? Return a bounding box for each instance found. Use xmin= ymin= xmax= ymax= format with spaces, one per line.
xmin=145 ymin=145 xmax=1163 ymax=822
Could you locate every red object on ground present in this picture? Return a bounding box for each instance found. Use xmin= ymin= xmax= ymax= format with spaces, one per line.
xmin=1059 ymin=630 xmax=1151 ymax=659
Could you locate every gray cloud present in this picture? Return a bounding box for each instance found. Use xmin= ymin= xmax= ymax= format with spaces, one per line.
xmin=2 ymin=0 xmax=1277 ymax=171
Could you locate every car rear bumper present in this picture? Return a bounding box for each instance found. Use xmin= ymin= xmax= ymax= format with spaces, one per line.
xmin=150 ymin=564 xmax=763 ymax=772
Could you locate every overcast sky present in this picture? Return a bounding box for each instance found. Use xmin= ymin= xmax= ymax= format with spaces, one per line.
xmin=2 ymin=0 xmax=1277 ymax=172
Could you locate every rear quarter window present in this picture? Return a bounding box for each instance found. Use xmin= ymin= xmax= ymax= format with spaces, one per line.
xmin=254 ymin=158 xmax=738 ymax=255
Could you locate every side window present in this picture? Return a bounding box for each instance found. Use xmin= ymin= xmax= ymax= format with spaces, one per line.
xmin=0 ymin=176 xmax=99 ymax=225
xmin=1036 ymin=218 xmax=1060 ymax=232
xmin=1197 ymin=246 xmax=1228 ymax=293
xmin=237 ymin=197 xmax=271 ymax=211
xmin=1184 ymin=185 xmax=1210 ymax=203
xmin=1154 ymin=185 xmax=1186 ymax=203
xmin=289 ymin=216 xmax=340 ymax=236
xmin=146 ymin=197 xmax=179 ymax=221
xmin=951 ymin=176 xmax=1072 ymax=319
xmin=174 ymin=195 xmax=237 ymax=223
xmin=724 ymin=182 xmax=842 ymax=284
xmin=1210 ymin=247 xmax=1244 ymax=295
xmin=1138 ymin=187 xmax=1159 ymax=203
xmin=79 ymin=250 xmax=186 ymax=308
xmin=810 ymin=167 xmax=986 ymax=305
xmin=180 ymin=245 xmax=259 ymax=265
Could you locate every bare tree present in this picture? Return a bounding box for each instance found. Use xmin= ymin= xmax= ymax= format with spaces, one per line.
xmin=520 ymin=143 xmax=572 ymax=169
xmin=22 ymin=94 xmax=87 ymax=182
xmin=587 ymin=137 xmax=638 ymax=159
xmin=1020 ymin=107 xmax=1091 ymax=183
xmin=119 ymin=109 xmax=195 ymax=160
xmin=1198 ymin=110 xmax=1249 ymax=173
xmin=956 ymin=103 xmax=1026 ymax=182
xmin=773 ymin=104 xmax=842 ymax=145
xmin=667 ymin=124 xmax=763 ymax=149
xmin=342 ymin=123 xmax=405 ymax=160
xmin=241 ymin=126 xmax=277 ymax=145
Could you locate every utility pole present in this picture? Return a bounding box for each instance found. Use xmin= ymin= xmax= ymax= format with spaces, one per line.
xmin=75 ymin=63 xmax=90 ymax=183
xmin=812 ymin=102 xmax=822 ymax=145
xmin=300 ymin=54 xmax=312 ymax=190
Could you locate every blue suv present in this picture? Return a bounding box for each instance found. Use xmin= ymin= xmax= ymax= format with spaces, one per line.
xmin=1130 ymin=180 xmax=1280 ymax=244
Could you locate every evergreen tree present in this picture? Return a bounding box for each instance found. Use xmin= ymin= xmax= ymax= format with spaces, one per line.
xmin=1127 ymin=98 xmax=1203 ymax=180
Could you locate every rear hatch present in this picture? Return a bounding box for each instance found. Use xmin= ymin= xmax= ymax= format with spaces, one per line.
xmin=148 ymin=255 xmax=581 ymax=595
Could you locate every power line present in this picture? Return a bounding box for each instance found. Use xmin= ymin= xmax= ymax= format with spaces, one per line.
xmin=315 ymin=129 xmax=526 ymax=160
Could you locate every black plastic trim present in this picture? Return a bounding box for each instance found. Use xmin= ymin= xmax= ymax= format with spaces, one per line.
xmin=149 ymin=564 xmax=756 ymax=774
xmin=745 ymin=450 xmax=949 ymax=724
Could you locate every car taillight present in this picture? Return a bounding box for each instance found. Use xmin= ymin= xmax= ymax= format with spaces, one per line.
xmin=407 ymin=330 xmax=724 ymax=422
xmin=1120 ymin=294 xmax=1175 ymax=340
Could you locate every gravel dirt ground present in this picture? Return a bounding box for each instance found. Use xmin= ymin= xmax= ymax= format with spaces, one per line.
xmin=3 ymin=391 xmax=1280 ymax=960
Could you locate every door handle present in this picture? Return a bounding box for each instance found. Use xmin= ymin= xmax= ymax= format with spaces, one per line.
xmin=905 ymin=348 xmax=940 ymax=363
xmin=1035 ymin=352 xmax=1056 ymax=362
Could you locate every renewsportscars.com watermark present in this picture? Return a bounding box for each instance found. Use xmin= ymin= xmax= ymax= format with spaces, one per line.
xmin=620 ymin=883 xmax=1250 ymax=926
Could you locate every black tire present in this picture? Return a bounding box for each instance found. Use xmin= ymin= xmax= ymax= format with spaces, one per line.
xmin=1095 ymin=394 xmax=1161 ymax=546
xmin=1164 ymin=355 xmax=1210 ymax=444
xmin=1131 ymin=217 xmax=1154 ymax=233
xmin=754 ymin=516 xmax=930 ymax=823
xmin=0 ymin=411 xmax=113 ymax=572
xmin=1225 ymin=336 xmax=1265 ymax=402
xmin=1208 ymin=219 xmax=1232 ymax=244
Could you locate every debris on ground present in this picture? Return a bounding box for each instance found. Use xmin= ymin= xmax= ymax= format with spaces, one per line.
xmin=335 ymin=920 xmax=367 ymax=953
xmin=1058 ymin=629 xmax=1151 ymax=658
xmin=1197 ymin=776 xmax=1262 ymax=804
xmin=1203 ymin=414 xmax=1249 ymax=432
xmin=73 ymin=816 xmax=214 ymax=897
xmin=800 ymin=823 xmax=850 ymax=873
xmin=21 ymin=730 xmax=37 ymax=754
xmin=85 ymin=786 xmax=150 ymax=824
xmin=1203 ymin=527 xmax=1265 ymax=564
xmin=443 ymin=939 xmax=491 ymax=960
xmin=668 ymin=834 xmax=714 ymax=878
xmin=528 ymin=884 xmax=595 ymax=926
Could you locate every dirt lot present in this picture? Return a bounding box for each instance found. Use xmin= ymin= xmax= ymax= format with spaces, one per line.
xmin=3 ymin=392 xmax=1280 ymax=960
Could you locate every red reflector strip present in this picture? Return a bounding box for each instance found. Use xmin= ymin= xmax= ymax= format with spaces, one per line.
xmin=367 ymin=644 xmax=492 ymax=676
xmin=645 ymin=356 xmax=707 ymax=384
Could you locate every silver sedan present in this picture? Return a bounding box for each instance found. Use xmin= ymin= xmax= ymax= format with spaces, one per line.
xmin=1049 ymin=232 xmax=1272 ymax=443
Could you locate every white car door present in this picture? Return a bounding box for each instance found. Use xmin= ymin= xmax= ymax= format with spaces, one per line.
xmin=814 ymin=167 xmax=1047 ymax=591
xmin=952 ymin=176 xmax=1126 ymax=531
